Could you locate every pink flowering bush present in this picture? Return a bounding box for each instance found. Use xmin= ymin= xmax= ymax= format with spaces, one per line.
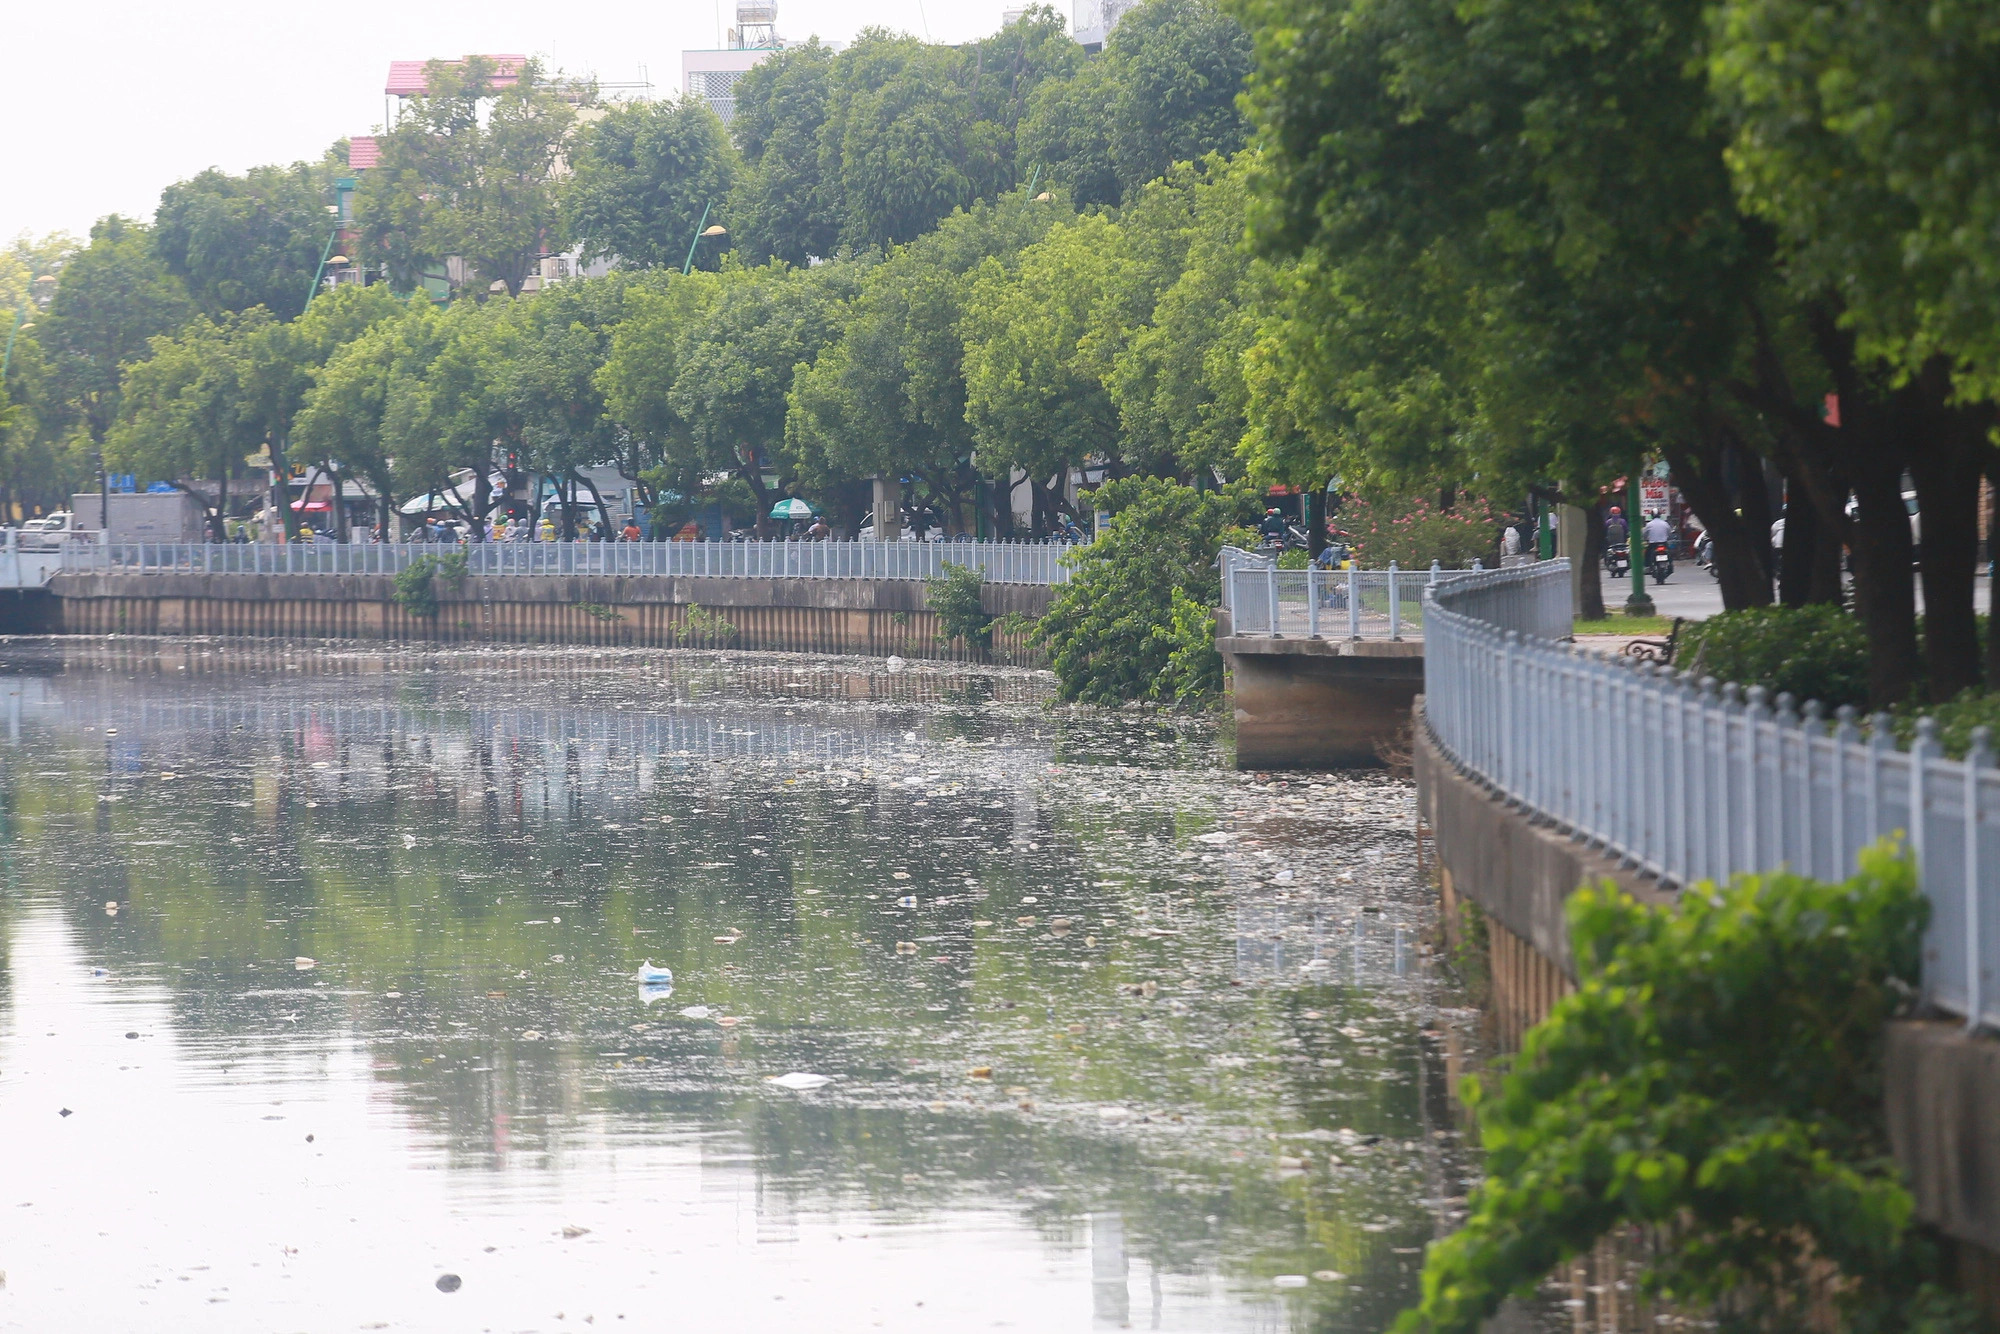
xmin=1338 ymin=492 xmax=1505 ymax=569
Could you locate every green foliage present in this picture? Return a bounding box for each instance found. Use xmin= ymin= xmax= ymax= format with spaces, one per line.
xmin=1891 ymin=688 xmax=2000 ymax=762
xmin=392 ymin=552 xmax=465 ymax=618
xmin=1676 ymin=605 xmax=1871 ymax=712
xmin=1396 ymin=842 xmax=1973 ymax=1334
xmin=1015 ymin=0 xmax=1252 ymax=207
xmin=1274 ymin=548 xmax=1308 ymax=569
xmin=154 ymin=161 xmax=335 ymax=319
xmin=677 ymin=603 xmax=738 ymax=647
xmin=36 ymin=216 xmax=192 ymax=445
xmin=1709 ymin=0 xmax=2000 ymax=399
xmin=574 ymin=601 xmax=625 ymax=622
xmin=108 ymin=307 xmax=278 ymax=538
xmin=1151 ymin=585 xmax=1222 ymax=704
xmin=1035 ymin=477 xmax=1231 ymax=703
xmin=1338 ymin=493 xmax=1503 ymax=570
xmin=562 ymin=97 xmax=738 ymax=270
xmin=927 ymin=562 xmax=994 ymax=650
xmin=356 ymin=56 xmax=580 ymax=295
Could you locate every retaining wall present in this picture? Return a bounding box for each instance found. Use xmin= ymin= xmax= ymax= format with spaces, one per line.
xmin=28 ymin=573 xmax=1049 ymax=661
xmin=1416 ymin=699 xmax=2000 ymax=1308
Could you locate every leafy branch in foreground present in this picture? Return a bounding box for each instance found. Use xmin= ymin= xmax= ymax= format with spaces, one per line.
xmin=1396 ymin=841 xmax=1978 ymax=1334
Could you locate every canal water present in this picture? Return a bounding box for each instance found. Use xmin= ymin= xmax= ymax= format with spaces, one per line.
xmin=0 ymin=643 xmax=1476 ymax=1333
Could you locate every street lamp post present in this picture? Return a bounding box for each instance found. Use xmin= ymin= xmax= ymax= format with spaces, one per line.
xmin=1625 ymin=465 xmax=1655 ymax=616
xmin=682 ymin=204 xmax=729 ymax=276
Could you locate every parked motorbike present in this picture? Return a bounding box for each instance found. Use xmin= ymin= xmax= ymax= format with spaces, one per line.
xmin=1647 ymin=541 xmax=1674 ymax=585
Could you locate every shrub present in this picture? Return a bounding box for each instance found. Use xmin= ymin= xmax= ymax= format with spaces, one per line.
xmin=1036 ymin=476 xmax=1234 ymax=704
xmin=391 ymin=552 xmax=467 ymax=618
xmin=675 ymin=604 xmax=736 ymax=647
xmin=1676 ymin=604 xmax=1870 ymax=711
xmin=927 ymin=562 xmax=993 ymax=650
xmin=1893 ymin=687 xmax=2000 ymax=760
xmin=1396 ymin=841 xmax=1976 ymax=1334
xmin=1338 ymin=491 xmax=1503 ymax=568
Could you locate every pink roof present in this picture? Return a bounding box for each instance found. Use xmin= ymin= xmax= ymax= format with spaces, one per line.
xmin=347 ymin=136 xmax=380 ymax=170
xmin=385 ymin=54 xmax=529 ymax=97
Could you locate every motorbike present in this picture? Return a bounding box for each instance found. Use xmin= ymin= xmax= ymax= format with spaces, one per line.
xmin=1647 ymin=541 xmax=1674 ymax=585
xmin=1604 ymin=542 xmax=1630 ymax=579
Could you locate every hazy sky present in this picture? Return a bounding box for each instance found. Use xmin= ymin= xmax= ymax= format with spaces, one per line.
xmin=6 ymin=0 xmax=1023 ymax=244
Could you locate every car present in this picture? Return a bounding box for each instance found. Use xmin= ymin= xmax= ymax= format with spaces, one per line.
xmin=16 ymin=512 xmax=80 ymax=550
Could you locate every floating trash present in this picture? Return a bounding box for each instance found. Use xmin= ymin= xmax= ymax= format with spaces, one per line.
xmin=768 ymin=1072 xmax=833 ymax=1091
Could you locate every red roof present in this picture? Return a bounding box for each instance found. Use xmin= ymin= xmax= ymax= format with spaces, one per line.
xmin=347 ymin=136 xmax=380 ymax=170
xmin=385 ymin=54 xmax=529 ymax=97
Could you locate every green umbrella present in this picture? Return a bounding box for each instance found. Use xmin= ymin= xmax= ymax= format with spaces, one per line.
xmin=769 ymin=498 xmax=817 ymax=519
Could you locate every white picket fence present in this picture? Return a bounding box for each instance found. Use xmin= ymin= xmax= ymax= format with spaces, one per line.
xmin=1423 ymin=560 xmax=2000 ymax=1029
xmin=57 ymin=539 xmax=1074 ymax=585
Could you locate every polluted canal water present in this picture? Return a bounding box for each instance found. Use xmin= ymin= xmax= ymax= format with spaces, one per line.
xmin=0 ymin=643 xmax=1478 ymax=1332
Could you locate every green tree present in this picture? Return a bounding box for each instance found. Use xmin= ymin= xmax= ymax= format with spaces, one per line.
xmin=1101 ymin=0 xmax=1253 ymax=193
xmin=357 ymin=56 xmax=582 ymax=296
xmin=817 ymin=32 xmax=1006 ymax=252
xmin=34 ymin=216 xmax=192 ymax=450
xmin=239 ymin=284 xmax=407 ymax=537
xmin=154 ymin=162 xmax=336 ymax=319
xmin=784 ymin=192 xmax=1063 ymax=532
xmin=598 ymin=271 xmax=724 ymax=501
xmin=293 ymin=301 xmax=446 ymax=535
xmin=107 ymin=309 xmax=273 ymax=539
xmin=729 ymin=42 xmax=841 ymax=265
xmin=962 ymin=212 xmax=1132 ymax=526
xmin=1017 ymin=61 xmax=1121 ymax=207
xmin=1708 ymin=0 xmax=2000 ymax=693
xmin=666 ymin=260 xmax=866 ymax=534
xmin=562 ymin=97 xmax=739 ymax=270
xmin=1035 ymin=475 xmax=1240 ymax=703
xmin=1016 ymin=0 xmax=1252 ymax=206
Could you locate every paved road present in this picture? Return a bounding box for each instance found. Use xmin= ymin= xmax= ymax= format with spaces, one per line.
xmin=1594 ymin=565 xmax=1992 ymax=622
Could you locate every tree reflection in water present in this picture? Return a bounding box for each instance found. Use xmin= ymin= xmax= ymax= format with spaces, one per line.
xmin=0 ymin=643 xmax=1479 ymax=1332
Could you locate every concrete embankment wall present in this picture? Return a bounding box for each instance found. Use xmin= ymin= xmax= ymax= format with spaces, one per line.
xmin=1415 ymin=700 xmax=2000 ymax=1307
xmin=28 ymin=573 xmax=1050 ymax=661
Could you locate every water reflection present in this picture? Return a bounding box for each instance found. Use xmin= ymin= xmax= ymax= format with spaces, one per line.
xmin=0 ymin=644 xmax=1474 ymax=1332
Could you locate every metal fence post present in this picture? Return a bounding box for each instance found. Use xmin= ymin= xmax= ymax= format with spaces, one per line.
xmin=1307 ymin=565 xmax=1319 ymax=639
xmin=1388 ymin=562 xmax=1401 ymax=640
xmin=1266 ymin=564 xmax=1279 ymax=637
xmin=1348 ymin=566 xmax=1359 ymax=641
xmin=1966 ymin=728 xmax=1991 ymax=1031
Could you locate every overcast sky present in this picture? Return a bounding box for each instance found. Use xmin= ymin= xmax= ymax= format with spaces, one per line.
xmin=6 ymin=0 xmax=1025 ymax=244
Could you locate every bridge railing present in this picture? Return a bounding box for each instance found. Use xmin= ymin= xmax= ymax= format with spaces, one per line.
xmin=1423 ymin=559 xmax=2000 ymax=1029
xmin=57 ymin=540 xmax=1074 ymax=585
xmin=1221 ymin=549 xmax=1492 ymax=640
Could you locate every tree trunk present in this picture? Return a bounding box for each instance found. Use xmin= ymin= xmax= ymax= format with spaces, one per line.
xmin=559 ymin=478 xmax=576 ymax=541
xmin=1849 ymin=465 xmax=1920 ymax=708
xmin=212 ymin=448 xmax=229 ymax=543
xmin=1906 ymin=390 xmax=1993 ymax=701
xmin=1307 ymin=484 xmax=1328 ymax=559
xmin=1988 ymin=465 xmax=2000 ymax=688
xmin=1660 ymin=436 xmax=1771 ymax=613
xmin=1579 ymin=500 xmax=1607 ymax=621
xmin=331 ymin=467 xmax=348 ymax=541
xmin=1777 ymin=480 xmax=1817 ymax=607
xmin=576 ymin=470 xmax=613 ymax=538
xmin=471 ymin=470 xmax=491 ymax=540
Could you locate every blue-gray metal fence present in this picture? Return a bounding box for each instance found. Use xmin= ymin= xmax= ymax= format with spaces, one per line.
xmin=1423 ymin=560 xmax=1999 ymax=1029
xmin=58 ymin=539 xmax=1072 ymax=585
xmin=1220 ymin=550 xmax=1503 ymax=640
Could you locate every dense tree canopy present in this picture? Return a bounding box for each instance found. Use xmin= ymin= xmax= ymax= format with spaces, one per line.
xmin=154 ymin=162 xmax=336 ymax=319
xmin=357 ymin=56 xmax=581 ymax=296
xmin=562 ymin=97 xmax=738 ymax=270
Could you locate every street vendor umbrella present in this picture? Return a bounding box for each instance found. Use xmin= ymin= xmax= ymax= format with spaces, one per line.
xmin=769 ymin=497 xmax=817 ymax=520
xmin=289 ymin=499 xmax=331 ymax=512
